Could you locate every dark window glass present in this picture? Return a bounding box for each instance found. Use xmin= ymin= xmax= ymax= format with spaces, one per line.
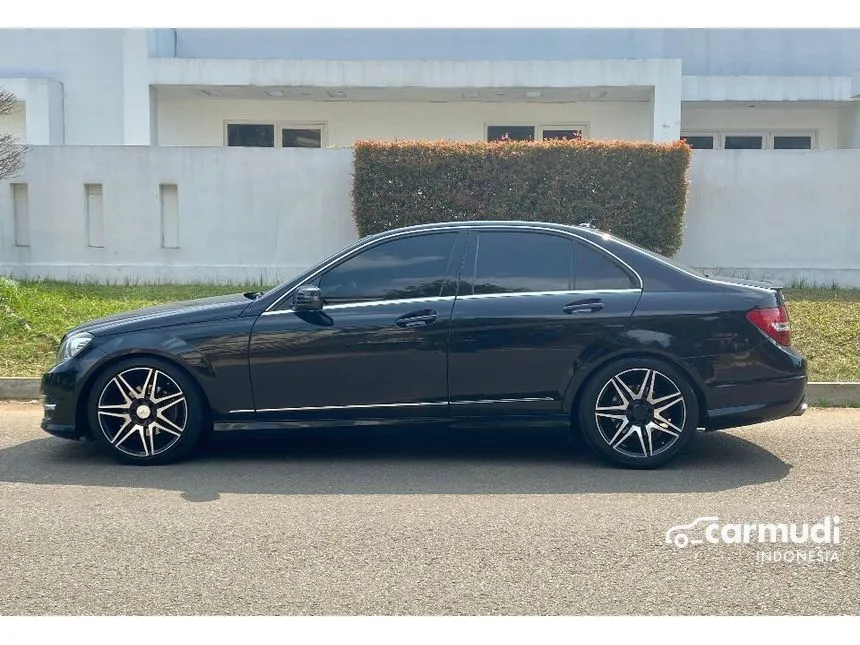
xmin=681 ymin=135 xmax=715 ymax=149
xmin=773 ymin=136 xmax=812 ymax=150
xmin=573 ymin=242 xmax=635 ymax=290
xmin=282 ymin=128 xmax=322 ymax=148
xmin=317 ymin=233 xmax=458 ymax=304
xmin=487 ymin=125 xmax=535 ymax=142
xmin=542 ymin=129 xmax=583 ymax=141
xmin=467 ymin=232 xmax=572 ymax=295
xmin=227 ymin=124 xmax=275 ymax=147
xmin=724 ymin=135 xmax=763 ymax=150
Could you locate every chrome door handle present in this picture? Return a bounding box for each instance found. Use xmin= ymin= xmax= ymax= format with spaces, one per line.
xmin=394 ymin=310 xmax=439 ymax=328
xmin=562 ymin=299 xmax=604 ymax=314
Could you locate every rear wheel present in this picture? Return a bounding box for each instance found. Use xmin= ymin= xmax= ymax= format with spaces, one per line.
xmin=576 ymin=358 xmax=699 ymax=469
xmin=87 ymin=357 xmax=206 ymax=465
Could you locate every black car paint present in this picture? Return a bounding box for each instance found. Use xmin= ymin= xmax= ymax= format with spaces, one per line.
xmin=40 ymin=221 xmax=807 ymax=440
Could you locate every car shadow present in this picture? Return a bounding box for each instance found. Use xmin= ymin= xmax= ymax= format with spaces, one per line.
xmin=0 ymin=424 xmax=791 ymax=501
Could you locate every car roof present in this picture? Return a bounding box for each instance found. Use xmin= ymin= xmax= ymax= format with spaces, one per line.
xmin=367 ymin=220 xmax=605 ymax=241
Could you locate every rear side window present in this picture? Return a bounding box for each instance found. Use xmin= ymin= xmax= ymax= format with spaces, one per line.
xmin=466 ymin=231 xmax=572 ymax=295
xmin=573 ymin=241 xmax=636 ymax=290
xmin=317 ymin=232 xmax=458 ymax=304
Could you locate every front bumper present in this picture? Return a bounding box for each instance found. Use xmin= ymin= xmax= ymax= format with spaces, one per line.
xmin=40 ymin=347 xmax=107 ymax=440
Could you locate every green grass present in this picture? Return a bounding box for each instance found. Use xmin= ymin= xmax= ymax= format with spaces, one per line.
xmin=0 ymin=278 xmax=267 ymax=378
xmin=783 ymin=287 xmax=860 ymax=382
xmin=2 ymin=278 xmax=859 ymax=382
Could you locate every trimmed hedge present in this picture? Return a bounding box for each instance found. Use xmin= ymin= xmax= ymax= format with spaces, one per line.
xmin=352 ymin=139 xmax=691 ymax=256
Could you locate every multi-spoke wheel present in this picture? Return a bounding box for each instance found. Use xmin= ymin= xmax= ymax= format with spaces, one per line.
xmin=87 ymin=357 xmax=206 ymax=465
xmin=577 ymin=358 xmax=699 ymax=468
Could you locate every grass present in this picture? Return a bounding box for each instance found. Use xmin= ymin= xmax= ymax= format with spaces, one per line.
xmin=1 ymin=278 xmax=859 ymax=382
xmin=0 ymin=279 xmax=266 ymax=378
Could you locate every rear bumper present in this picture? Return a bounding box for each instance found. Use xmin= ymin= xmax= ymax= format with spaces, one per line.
xmin=704 ymin=374 xmax=807 ymax=431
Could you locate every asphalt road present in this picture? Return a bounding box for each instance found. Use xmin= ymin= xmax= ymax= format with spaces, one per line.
xmin=1 ymin=400 xmax=858 ymax=615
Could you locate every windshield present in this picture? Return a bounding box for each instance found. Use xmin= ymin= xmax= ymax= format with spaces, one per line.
xmin=603 ymin=234 xmax=710 ymax=279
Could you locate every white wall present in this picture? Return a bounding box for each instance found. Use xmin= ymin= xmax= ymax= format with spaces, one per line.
xmin=677 ymin=150 xmax=860 ymax=287
xmin=0 ymin=147 xmax=356 ymax=283
xmin=3 ymin=146 xmax=860 ymax=287
xmin=157 ymin=99 xmax=654 ymax=147
xmin=0 ymin=29 xmax=125 ymax=144
xmin=681 ymin=103 xmax=842 ymax=147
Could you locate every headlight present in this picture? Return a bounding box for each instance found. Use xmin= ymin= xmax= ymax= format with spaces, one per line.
xmin=56 ymin=333 xmax=93 ymax=363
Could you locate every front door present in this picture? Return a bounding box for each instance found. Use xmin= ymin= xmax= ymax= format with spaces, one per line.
xmin=248 ymin=231 xmax=464 ymax=419
xmin=447 ymin=229 xmax=642 ymax=417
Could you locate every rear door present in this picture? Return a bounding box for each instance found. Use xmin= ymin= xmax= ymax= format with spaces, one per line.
xmin=447 ymin=228 xmax=642 ymax=417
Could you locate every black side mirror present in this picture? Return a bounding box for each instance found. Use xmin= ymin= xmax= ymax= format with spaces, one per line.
xmin=292 ymin=285 xmax=323 ymax=311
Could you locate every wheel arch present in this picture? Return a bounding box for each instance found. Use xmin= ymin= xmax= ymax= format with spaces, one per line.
xmin=75 ymin=350 xmax=214 ymax=439
xmin=564 ymin=349 xmax=709 ymax=431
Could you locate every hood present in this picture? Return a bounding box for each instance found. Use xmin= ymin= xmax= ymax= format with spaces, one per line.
xmin=65 ymin=292 xmax=254 ymax=337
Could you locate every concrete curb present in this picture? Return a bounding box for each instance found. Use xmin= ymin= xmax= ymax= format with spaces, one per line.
xmin=0 ymin=378 xmax=42 ymax=400
xmin=2 ymin=377 xmax=860 ymax=405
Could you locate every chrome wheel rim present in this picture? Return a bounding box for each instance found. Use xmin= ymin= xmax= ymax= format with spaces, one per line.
xmin=594 ymin=368 xmax=687 ymax=459
xmin=96 ymin=367 xmax=188 ymax=458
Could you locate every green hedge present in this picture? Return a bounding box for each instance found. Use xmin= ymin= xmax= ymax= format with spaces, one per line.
xmin=352 ymin=139 xmax=691 ymax=256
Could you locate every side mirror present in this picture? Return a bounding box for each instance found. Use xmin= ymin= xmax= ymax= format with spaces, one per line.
xmin=292 ymin=285 xmax=323 ymax=311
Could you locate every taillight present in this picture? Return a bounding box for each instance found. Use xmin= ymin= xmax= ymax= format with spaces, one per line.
xmin=746 ymin=307 xmax=792 ymax=346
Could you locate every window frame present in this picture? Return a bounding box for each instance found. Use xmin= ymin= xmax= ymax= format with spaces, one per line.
xmin=465 ymin=230 xmax=575 ymax=297
xmin=285 ymin=231 xmax=461 ymax=308
xmin=681 ymin=129 xmax=818 ymax=150
xmin=485 ymin=122 xmax=590 ymax=142
xmin=223 ymin=120 xmax=328 ymax=148
xmin=263 ymin=225 xmax=643 ymax=314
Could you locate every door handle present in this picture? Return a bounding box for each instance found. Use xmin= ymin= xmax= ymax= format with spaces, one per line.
xmin=563 ymin=299 xmax=604 ymax=314
xmin=394 ymin=309 xmax=438 ymax=328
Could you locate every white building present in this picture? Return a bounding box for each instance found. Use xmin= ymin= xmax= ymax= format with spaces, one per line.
xmin=2 ymin=28 xmax=860 ymax=149
xmin=2 ymin=29 xmax=860 ymax=286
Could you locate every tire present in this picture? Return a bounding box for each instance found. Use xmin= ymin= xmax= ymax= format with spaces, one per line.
xmin=87 ymin=356 xmax=206 ymax=465
xmin=575 ymin=357 xmax=699 ymax=469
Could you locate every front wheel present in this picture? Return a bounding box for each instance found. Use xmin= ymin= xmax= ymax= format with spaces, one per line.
xmin=87 ymin=357 xmax=206 ymax=465
xmin=576 ymin=358 xmax=699 ymax=469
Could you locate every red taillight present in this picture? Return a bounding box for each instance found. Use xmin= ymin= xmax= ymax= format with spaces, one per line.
xmin=746 ymin=307 xmax=792 ymax=346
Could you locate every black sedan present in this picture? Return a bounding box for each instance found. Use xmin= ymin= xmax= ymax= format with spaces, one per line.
xmin=41 ymin=221 xmax=807 ymax=468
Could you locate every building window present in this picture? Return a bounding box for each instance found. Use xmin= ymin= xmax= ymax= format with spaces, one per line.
xmin=486 ymin=124 xmax=587 ymax=142
xmin=681 ymin=135 xmax=715 ymax=150
xmin=227 ymin=124 xmax=275 ymax=147
xmin=540 ymin=127 xmax=585 ymax=141
xmin=724 ymin=135 xmax=763 ymax=150
xmin=773 ymin=135 xmax=813 ymax=150
xmin=487 ymin=125 xmax=535 ymax=142
xmin=682 ymin=131 xmax=816 ymax=150
xmin=282 ymin=127 xmax=322 ymax=148
xmin=225 ymin=122 xmax=326 ymax=148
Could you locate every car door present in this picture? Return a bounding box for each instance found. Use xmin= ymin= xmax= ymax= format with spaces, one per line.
xmin=248 ymin=231 xmax=465 ymax=419
xmin=447 ymin=228 xmax=642 ymax=417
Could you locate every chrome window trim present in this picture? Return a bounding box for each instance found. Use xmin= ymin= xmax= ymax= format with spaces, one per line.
xmin=261 ymin=288 xmax=640 ymax=316
xmin=265 ymin=224 xmax=643 ymax=314
xmin=228 ymin=396 xmax=556 ymax=414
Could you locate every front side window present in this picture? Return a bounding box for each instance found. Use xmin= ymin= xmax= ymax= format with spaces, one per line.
xmin=316 ymin=233 xmax=458 ymax=305
xmin=466 ymin=231 xmax=572 ymax=295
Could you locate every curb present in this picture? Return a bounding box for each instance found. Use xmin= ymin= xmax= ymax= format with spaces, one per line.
xmin=0 ymin=377 xmax=42 ymax=400
xmin=2 ymin=377 xmax=860 ymax=405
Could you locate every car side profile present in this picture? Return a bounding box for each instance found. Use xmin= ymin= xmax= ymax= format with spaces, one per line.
xmin=41 ymin=221 xmax=807 ymax=468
